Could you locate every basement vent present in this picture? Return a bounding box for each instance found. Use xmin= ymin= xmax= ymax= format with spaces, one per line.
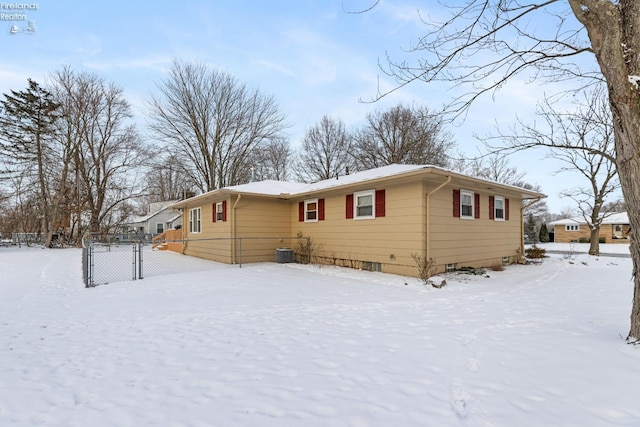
xmin=445 ymin=263 xmax=456 ymax=273
xmin=502 ymin=256 xmax=510 ymax=265
xmin=362 ymin=261 xmax=382 ymax=272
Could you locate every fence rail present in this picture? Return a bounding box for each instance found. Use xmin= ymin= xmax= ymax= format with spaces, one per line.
xmin=81 ymin=235 xmax=310 ymax=288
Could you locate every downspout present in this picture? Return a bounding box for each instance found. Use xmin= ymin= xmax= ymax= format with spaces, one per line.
xmin=231 ymin=194 xmax=242 ymax=264
xmin=425 ymin=176 xmax=451 ymax=261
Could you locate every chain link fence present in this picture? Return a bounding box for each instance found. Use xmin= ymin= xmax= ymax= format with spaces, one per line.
xmin=82 ymin=234 xmax=311 ymax=288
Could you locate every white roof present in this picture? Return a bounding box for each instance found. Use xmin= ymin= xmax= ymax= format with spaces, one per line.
xmin=125 ymin=201 xmax=179 ymax=224
xmin=223 ymin=180 xmax=308 ymax=196
xmin=302 ymin=164 xmax=426 ymax=193
xmin=174 ymin=164 xmax=544 ymax=207
xmin=549 ymin=212 xmax=629 ymax=226
xmin=222 ymin=165 xmax=428 ymax=196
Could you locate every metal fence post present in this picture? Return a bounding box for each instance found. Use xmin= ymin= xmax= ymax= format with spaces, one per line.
xmin=138 ymin=243 xmax=144 ymax=280
xmin=132 ymin=244 xmax=137 ymax=280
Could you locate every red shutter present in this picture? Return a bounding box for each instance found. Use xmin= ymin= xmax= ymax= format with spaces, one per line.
xmin=474 ymin=193 xmax=480 ymax=219
xmin=346 ymin=194 xmax=354 ymax=219
xmin=489 ymin=196 xmax=495 ymax=220
xmin=453 ymin=189 xmax=461 ymax=218
xmin=299 ymin=201 xmax=304 ymax=222
xmin=375 ymin=189 xmax=385 ymax=217
xmin=212 ymin=203 xmax=216 ymax=222
xmin=505 ymin=198 xmax=510 ymax=221
xmin=222 ymin=200 xmax=227 ymax=222
xmin=318 ymin=198 xmax=325 ymax=221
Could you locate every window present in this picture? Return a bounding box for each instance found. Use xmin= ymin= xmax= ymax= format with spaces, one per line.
xmin=355 ymin=190 xmax=374 ymax=218
xmin=566 ymin=224 xmax=579 ymax=231
xmin=299 ymin=199 xmax=324 ymax=222
xmin=615 ymin=225 xmax=622 ymax=232
xmin=494 ymin=196 xmax=505 ymax=221
xmin=305 ymin=199 xmax=318 ymax=222
xmin=214 ymin=201 xmax=227 ymax=222
xmin=460 ymin=190 xmax=474 ymax=219
xmin=490 ymin=196 xmax=510 ymax=221
xmin=156 ymin=223 xmax=164 ymax=233
xmin=346 ymin=190 xmax=385 ymax=219
xmin=362 ymin=261 xmax=382 ymax=272
xmin=189 ymin=207 xmax=201 ymax=233
xmin=453 ymin=189 xmax=480 ymax=219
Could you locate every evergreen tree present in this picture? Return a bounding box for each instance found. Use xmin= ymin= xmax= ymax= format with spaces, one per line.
xmin=524 ymin=213 xmax=537 ymax=244
xmin=0 ymin=79 xmax=62 ymax=247
xmin=539 ymin=223 xmax=550 ymax=243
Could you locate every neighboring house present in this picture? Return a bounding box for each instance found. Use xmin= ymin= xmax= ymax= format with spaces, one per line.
xmin=170 ymin=164 xmax=545 ymax=277
xmin=549 ymin=212 xmax=631 ymax=243
xmin=124 ymin=201 xmax=181 ymax=237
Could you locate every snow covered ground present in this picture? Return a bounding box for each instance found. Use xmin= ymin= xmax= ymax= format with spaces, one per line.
xmin=1 ymin=246 xmax=639 ymax=426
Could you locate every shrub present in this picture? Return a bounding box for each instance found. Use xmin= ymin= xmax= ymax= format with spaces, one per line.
xmin=294 ymin=232 xmax=323 ymax=264
xmin=524 ymin=245 xmax=546 ymax=259
xmin=411 ymin=253 xmax=446 ymax=288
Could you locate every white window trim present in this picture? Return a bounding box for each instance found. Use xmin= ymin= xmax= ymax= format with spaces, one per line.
xmin=189 ymin=207 xmax=201 ymax=234
xmin=565 ymin=224 xmax=579 ymax=232
xmin=304 ymin=198 xmax=318 ymax=223
xmin=354 ymin=189 xmax=375 ymax=220
xmin=494 ymin=196 xmax=505 ymax=221
xmin=156 ymin=222 xmax=164 ymax=233
xmin=216 ymin=202 xmax=224 ymax=222
xmin=460 ymin=189 xmax=474 ymax=220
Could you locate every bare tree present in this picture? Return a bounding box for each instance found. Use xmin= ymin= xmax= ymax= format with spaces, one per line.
xmin=489 ymin=86 xmax=619 ymax=255
xmin=353 ymin=105 xmax=454 ymax=169
xmin=50 ymin=67 xmax=148 ymax=235
xmin=249 ymin=137 xmax=291 ymax=181
xmin=366 ymin=0 xmax=640 ymax=341
xmin=147 ymin=60 xmax=288 ymax=192
xmin=453 ymin=154 xmax=527 ymax=187
xmin=294 ymin=115 xmax=355 ymax=182
xmin=145 ymin=153 xmax=193 ymax=202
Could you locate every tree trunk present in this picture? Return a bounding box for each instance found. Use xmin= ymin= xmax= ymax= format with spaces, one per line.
xmin=588 ymin=228 xmax=600 ymax=256
xmin=570 ymin=0 xmax=640 ymax=339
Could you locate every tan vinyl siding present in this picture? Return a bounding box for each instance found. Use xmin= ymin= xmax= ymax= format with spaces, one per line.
xmin=173 ymin=168 xmax=542 ymax=277
xmin=234 ymin=197 xmax=292 ymax=263
xmin=428 ymin=183 xmax=523 ymax=271
xmin=183 ymin=198 xmax=233 ymax=263
xmin=292 ymin=181 xmax=424 ymax=276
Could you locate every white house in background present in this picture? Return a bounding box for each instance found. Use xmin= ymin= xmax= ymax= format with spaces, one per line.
xmin=549 ymin=212 xmax=631 ymax=243
xmin=124 ymin=201 xmax=181 ymax=236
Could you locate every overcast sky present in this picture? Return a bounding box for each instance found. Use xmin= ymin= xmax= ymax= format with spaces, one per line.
xmin=0 ymin=0 xmax=617 ymax=214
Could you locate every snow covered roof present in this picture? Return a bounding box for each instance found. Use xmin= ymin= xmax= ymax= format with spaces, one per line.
xmin=223 ymin=164 xmax=426 ymax=196
xmin=299 ymin=164 xmax=427 ymax=194
xmin=221 ymin=180 xmax=308 ymax=196
xmin=549 ymin=212 xmax=629 ymax=226
xmin=125 ymin=200 xmax=179 ymax=225
xmin=172 ymin=164 xmax=545 ymax=208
